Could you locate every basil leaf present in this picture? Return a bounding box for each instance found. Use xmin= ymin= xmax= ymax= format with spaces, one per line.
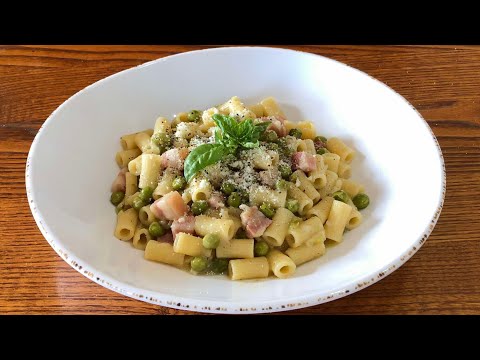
xmin=212 ymin=114 xmax=238 ymax=139
xmin=214 ymin=128 xmax=223 ymax=144
xmin=210 ymin=114 xmax=269 ymax=152
xmin=237 ymin=119 xmax=254 ymax=142
xmin=243 ymin=141 xmax=259 ymax=149
xmin=184 ymin=144 xmax=227 ymax=182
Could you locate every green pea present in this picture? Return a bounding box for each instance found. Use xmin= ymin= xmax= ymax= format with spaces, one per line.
xmin=275 ymin=179 xmax=288 ymax=191
xmin=139 ymin=186 xmax=153 ymax=202
xmin=353 ymin=193 xmax=370 ymax=210
xmin=151 ymin=132 xmax=171 ymax=148
xmin=110 ymin=191 xmax=125 ymax=206
xmin=261 ymin=130 xmax=278 ymax=142
xmin=203 ymin=233 xmax=220 ymax=249
xmin=285 ymin=199 xmax=299 ymax=214
xmin=172 ymin=177 xmax=187 ymax=191
xmin=279 ymin=164 xmax=292 ymax=180
xmin=209 ymin=258 xmax=229 ymax=274
xmin=332 ymin=190 xmax=350 ymax=204
xmin=132 ymin=196 xmax=146 ymax=211
xmin=316 ymin=148 xmax=328 ymax=155
xmin=254 ymin=241 xmax=270 ymax=256
xmin=221 ymin=181 xmax=235 ymax=195
xmin=277 ymin=138 xmax=293 ymax=157
xmin=259 ymin=202 xmax=275 ymax=219
xmin=191 ymin=200 xmax=208 ymax=215
xmin=238 ymin=189 xmax=249 ymax=204
xmin=191 ymin=257 xmax=208 ymax=272
xmin=148 ymin=221 xmax=165 ymax=237
xmin=187 ymin=110 xmax=202 ymax=122
xmin=228 ymin=192 xmax=242 ymax=208
xmin=289 ymin=128 xmax=302 ymax=139
xmin=315 ymin=135 xmax=328 ymax=143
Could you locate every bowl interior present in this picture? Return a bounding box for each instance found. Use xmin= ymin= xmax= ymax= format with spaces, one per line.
xmin=27 ymin=47 xmax=444 ymax=312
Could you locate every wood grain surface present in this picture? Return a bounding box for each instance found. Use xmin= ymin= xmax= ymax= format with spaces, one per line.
xmin=1 ymin=45 xmax=478 ymax=315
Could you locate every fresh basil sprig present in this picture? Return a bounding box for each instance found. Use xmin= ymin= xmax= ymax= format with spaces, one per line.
xmin=183 ymin=143 xmax=227 ymax=183
xmin=184 ymin=114 xmax=270 ymax=182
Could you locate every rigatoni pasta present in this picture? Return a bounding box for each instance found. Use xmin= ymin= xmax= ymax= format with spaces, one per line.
xmin=194 ymin=215 xmax=235 ymax=242
xmin=322 ymin=152 xmax=341 ymax=174
xmin=286 ymin=242 xmax=325 ymax=266
xmin=262 ymin=208 xmax=294 ymax=246
xmin=133 ymin=226 xmax=152 ymax=250
xmin=306 ymin=196 xmax=334 ymax=223
xmin=139 ymin=154 xmax=162 ymax=189
xmin=114 ymin=208 xmax=138 ymax=241
xmin=116 ymin=148 xmax=141 ymax=168
xmin=173 ymin=233 xmax=212 ymax=257
xmin=120 ymin=129 xmax=153 ymax=150
xmin=125 ymin=172 xmax=138 ymax=198
xmin=267 ymin=249 xmax=296 ymax=278
xmin=229 ymin=257 xmax=269 ymax=280
xmin=324 ymin=200 xmax=353 ymax=242
xmin=286 ymin=216 xmax=325 ymax=248
xmin=326 ymin=137 xmax=355 ymax=163
xmin=216 ymin=239 xmax=254 ymax=259
xmin=109 ymin=96 xmax=370 ymax=280
xmin=145 ymin=241 xmax=184 ymax=266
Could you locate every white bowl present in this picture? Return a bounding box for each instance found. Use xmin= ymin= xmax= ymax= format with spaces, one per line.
xmin=26 ymin=47 xmax=445 ymax=314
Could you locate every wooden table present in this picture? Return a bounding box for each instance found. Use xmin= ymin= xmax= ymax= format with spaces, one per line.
xmin=1 ymin=45 xmax=478 ymax=315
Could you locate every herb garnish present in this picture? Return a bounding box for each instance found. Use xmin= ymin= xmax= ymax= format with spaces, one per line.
xmin=184 ymin=114 xmax=270 ymax=182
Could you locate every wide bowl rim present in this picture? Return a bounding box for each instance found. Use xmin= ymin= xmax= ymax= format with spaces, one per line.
xmin=25 ymin=46 xmax=446 ymax=314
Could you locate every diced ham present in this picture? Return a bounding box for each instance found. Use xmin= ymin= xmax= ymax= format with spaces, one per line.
xmin=259 ymin=169 xmax=279 ymax=187
xmin=208 ymin=192 xmax=225 ymax=209
xmin=239 ymin=204 xmax=273 ymax=239
xmin=260 ymin=116 xmax=287 ymax=137
xmin=111 ymin=167 xmax=128 ymax=192
xmin=269 ymin=119 xmax=287 ymax=137
xmin=160 ymin=148 xmax=189 ymax=170
xmin=150 ymin=191 xmax=188 ymax=221
xmin=314 ymin=139 xmax=326 ymax=150
xmin=157 ymin=231 xmax=174 ymax=243
xmin=171 ymin=215 xmax=196 ymax=239
xmin=292 ymin=152 xmax=317 ymax=172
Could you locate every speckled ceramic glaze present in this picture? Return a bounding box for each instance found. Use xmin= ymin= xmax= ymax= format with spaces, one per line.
xmin=26 ymin=47 xmax=445 ymax=313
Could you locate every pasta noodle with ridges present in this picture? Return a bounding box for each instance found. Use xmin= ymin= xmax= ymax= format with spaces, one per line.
xmin=216 ymin=239 xmax=254 ymax=259
xmin=229 ymin=257 xmax=269 ymax=280
xmin=116 ymin=149 xmax=142 ymax=168
xmin=326 ymin=137 xmax=355 ymax=163
xmin=194 ymin=215 xmax=236 ymax=242
xmin=262 ymin=208 xmax=294 ymax=246
xmin=114 ymin=208 xmax=138 ymax=241
xmin=120 ymin=129 xmax=153 ymax=150
xmin=286 ymin=242 xmax=326 ymax=266
xmin=133 ymin=226 xmax=152 ymax=250
xmin=145 ymin=241 xmax=185 ymax=266
xmin=324 ymin=200 xmax=353 ymax=242
xmin=286 ymin=216 xmax=325 ymax=248
xmin=293 ymin=170 xmax=321 ymax=204
xmin=267 ymin=249 xmax=296 ymax=278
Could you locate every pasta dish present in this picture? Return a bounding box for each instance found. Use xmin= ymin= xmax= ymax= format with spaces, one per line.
xmin=109 ymin=96 xmax=370 ymax=280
